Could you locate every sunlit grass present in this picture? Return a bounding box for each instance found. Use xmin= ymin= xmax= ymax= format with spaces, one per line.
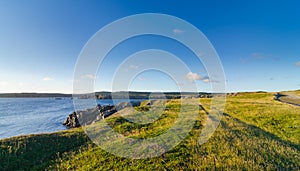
xmin=0 ymin=91 xmax=299 ymax=170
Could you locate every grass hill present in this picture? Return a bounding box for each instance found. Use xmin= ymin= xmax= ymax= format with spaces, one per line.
xmin=0 ymin=91 xmax=210 ymax=99
xmin=283 ymin=89 xmax=300 ymax=96
xmin=0 ymin=91 xmax=299 ymax=170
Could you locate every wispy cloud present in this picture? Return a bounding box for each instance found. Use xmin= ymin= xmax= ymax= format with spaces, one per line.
xmin=240 ymin=57 xmax=248 ymax=64
xmin=202 ymin=78 xmax=218 ymax=83
xmin=295 ymin=61 xmax=300 ymax=67
xmin=251 ymin=52 xmax=264 ymax=59
xmin=81 ymin=74 xmax=98 ymax=79
xmin=241 ymin=52 xmax=279 ymax=64
xmin=129 ymin=65 xmax=139 ymax=69
xmin=43 ymin=77 xmax=54 ymax=81
xmin=173 ymin=28 xmax=185 ymax=35
xmin=138 ymin=77 xmax=146 ymax=81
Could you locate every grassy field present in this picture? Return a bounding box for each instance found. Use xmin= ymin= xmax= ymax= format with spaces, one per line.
xmin=0 ymin=92 xmax=299 ymax=170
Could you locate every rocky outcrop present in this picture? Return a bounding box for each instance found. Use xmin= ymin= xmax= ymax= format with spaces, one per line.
xmin=63 ymin=101 xmax=141 ymax=128
xmin=63 ymin=112 xmax=80 ymax=128
xmin=274 ymin=93 xmax=285 ymax=100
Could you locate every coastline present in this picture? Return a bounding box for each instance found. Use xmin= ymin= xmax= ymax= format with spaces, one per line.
xmin=1 ymin=91 xmax=299 ymax=170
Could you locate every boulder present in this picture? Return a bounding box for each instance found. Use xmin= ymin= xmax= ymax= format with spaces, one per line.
xmin=63 ymin=112 xmax=80 ymax=128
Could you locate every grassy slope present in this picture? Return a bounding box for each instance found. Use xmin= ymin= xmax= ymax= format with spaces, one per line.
xmin=0 ymin=92 xmax=299 ymax=170
xmin=283 ymin=89 xmax=300 ymax=96
xmin=222 ymin=92 xmax=300 ymax=144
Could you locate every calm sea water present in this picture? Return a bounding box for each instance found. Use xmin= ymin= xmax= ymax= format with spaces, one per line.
xmin=0 ymin=98 xmax=143 ymax=139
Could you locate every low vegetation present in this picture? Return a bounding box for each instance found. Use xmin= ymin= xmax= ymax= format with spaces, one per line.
xmin=0 ymin=91 xmax=299 ymax=170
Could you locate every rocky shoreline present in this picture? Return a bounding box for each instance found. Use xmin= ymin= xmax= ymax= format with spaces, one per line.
xmin=63 ymin=101 xmax=141 ymax=128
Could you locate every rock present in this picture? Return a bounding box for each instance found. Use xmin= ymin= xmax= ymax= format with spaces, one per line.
xmin=114 ymin=101 xmax=141 ymax=110
xmin=77 ymin=108 xmax=100 ymax=126
xmin=99 ymin=104 xmax=116 ymax=118
xmin=274 ymin=93 xmax=284 ymax=100
xmin=63 ymin=101 xmax=142 ymax=129
xmin=63 ymin=112 xmax=80 ymax=128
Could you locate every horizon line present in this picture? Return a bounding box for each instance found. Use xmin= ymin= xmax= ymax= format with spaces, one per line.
xmin=0 ymin=89 xmax=299 ymax=95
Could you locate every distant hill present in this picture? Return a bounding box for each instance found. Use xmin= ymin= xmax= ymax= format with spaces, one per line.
xmin=94 ymin=91 xmax=209 ymax=99
xmin=0 ymin=91 xmax=212 ymax=99
xmin=0 ymin=93 xmax=72 ymax=98
xmin=1 ymin=90 xmax=285 ymax=99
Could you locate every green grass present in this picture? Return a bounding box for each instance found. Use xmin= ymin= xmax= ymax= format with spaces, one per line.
xmin=0 ymin=128 xmax=90 ymax=170
xmin=220 ymin=92 xmax=300 ymax=144
xmin=0 ymin=92 xmax=299 ymax=170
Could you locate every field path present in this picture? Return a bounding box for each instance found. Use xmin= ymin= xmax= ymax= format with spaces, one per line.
xmin=275 ymin=93 xmax=300 ymax=106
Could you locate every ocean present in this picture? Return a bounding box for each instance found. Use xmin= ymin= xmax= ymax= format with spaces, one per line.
xmin=0 ymin=98 xmax=143 ymax=139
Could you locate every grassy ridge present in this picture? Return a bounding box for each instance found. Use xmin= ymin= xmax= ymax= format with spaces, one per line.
xmin=283 ymin=89 xmax=300 ymax=96
xmin=0 ymin=92 xmax=299 ymax=170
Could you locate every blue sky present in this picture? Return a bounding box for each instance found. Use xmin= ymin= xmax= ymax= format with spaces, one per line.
xmin=0 ymin=0 xmax=299 ymax=93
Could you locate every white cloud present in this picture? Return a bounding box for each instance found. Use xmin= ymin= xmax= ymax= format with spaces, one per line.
xmin=202 ymin=78 xmax=218 ymax=83
xmin=129 ymin=65 xmax=139 ymax=69
xmin=186 ymin=72 xmax=218 ymax=83
xmin=173 ymin=29 xmax=185 ymax=35
xmin=295 ymin=61 xmax=300 ymax=66
xmin=186 ymin=72 xmax=202 ymax=81
xmin=251 ymin=52 xmax=264 ymax=59
xmin=81 ymin=74 xmax=98 ymax=79
xmin=43 ymin=77 xmax=54 ymax=81
xmin=240 ymin=52 xmax=268 ymax=64
xmin=0 ymin=81 xmax=8 ymax=86
xmin=138 ymin=77 xmax=146 ymax=81
xmin=202 ymin=78 xmax=211 ymax=83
